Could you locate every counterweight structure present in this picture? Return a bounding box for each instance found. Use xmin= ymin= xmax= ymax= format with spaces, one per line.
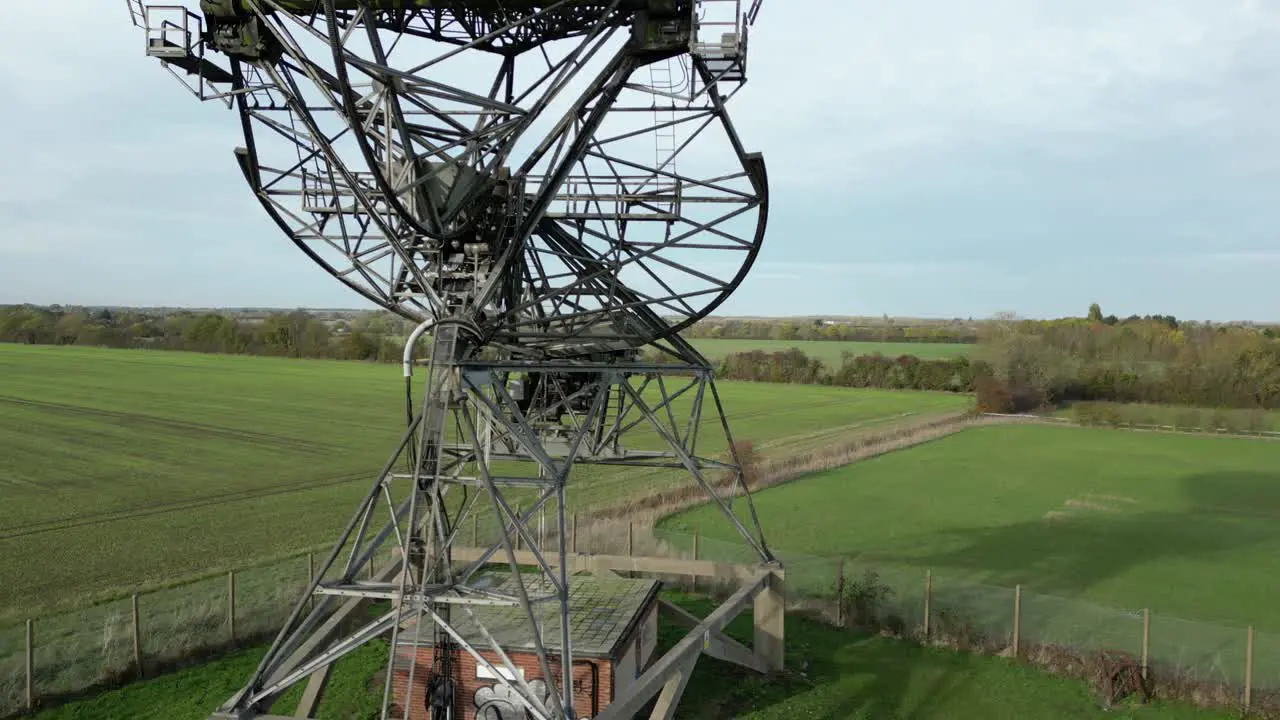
xmin=125 ymin=1 xmax=778 ymax=717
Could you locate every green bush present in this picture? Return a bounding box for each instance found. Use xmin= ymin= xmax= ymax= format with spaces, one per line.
xmin=837 ymin=570 xmax=894 ymax=630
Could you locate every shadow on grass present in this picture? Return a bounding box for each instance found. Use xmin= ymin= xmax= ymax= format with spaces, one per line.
xmin=663 ymin=595 xmax=1228 ymax=720
xmin=1181 ymin=470 xmax=1280 ymax=520
xmin=886 ymin=472 xmax=1280 ymax=598
xmin=659 ymin=594 xmax=967 ymax=719
xmin=28 ymin=639 xmax=390 ymax=720
xmin=24 ymin=594 xmax=1227 ymax=720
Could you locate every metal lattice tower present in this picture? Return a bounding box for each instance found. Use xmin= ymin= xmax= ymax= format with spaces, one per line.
xmin=125 ymin=1 xmax=775 ymax=718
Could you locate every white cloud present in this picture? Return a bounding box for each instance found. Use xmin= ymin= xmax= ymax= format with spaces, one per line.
xmin=1180 ymin=250 xmax=1280 ymax=266
xmin=734 ymin=0 xmax=1280 ymax=187
xmin=4 ymin=1 xmax=1280 ymax=319
xmin=752 ymin=260 xmax=979 ymax=279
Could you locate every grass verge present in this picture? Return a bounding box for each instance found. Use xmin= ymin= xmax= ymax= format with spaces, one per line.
xmin=26 ymin=594 xmax=1229 ymax=720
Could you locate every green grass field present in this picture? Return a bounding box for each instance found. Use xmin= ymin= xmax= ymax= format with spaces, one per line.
xmin=690 ymin=338 xmax=973 ymax=364
xmin=27 ymin=594 xmax=1227 ymax=720
xmin=0 ymin=344 xmax=969 ymax=619
xmin=665 ymin=424 xmax=1280 ymax=632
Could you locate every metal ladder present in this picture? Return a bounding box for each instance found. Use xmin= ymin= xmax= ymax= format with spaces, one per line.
xmin=125 ymin=0 xmax=146 ymax=29
xmin=648 ymin=59 xmax=681 ymax=180
xmin=389 ymin=321 xmax=463 ymax=719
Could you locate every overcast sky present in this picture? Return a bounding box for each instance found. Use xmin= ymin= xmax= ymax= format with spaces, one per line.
xmin=2 ymin=0 xmax=1277 ymax=321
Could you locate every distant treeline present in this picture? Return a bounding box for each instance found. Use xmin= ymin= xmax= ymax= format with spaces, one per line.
xmin=711 ymin=348 xmax=980 ymax=393
xmin=683 ymin=317 xmax=982 ymax=344
xmin=0 ymin=304 xmax=412 ymax=361
xmin=677 ymin=311 xmax=1243 ymax=346
xmin=7 ymin=304 xmax=1280 ymax=413
xmin=975 ymin=307 xmax=1280 ymax=412
xmin=0 ymin=304 xmax=979 ymax=393
xmin=681 ymin=305 xmax=1280 ymax=410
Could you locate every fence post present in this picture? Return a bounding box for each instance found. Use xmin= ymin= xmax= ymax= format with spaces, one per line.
xmin=25 ymin=618 xmax=33 ymax=712
xmin=924 ymin=570 xmax=932 ymax=640
xmin=1012 ymin=584 xmax=1022 ymax=659
xmin=571 ymin=513 xmax=578 ymax=554
xmin=472 ymin=515 xmax=479 ymax=547
xmin=228 ymin=571 xmax=237 ymax=643
xmin=627 ymin=522 xmax=634 ymax=557
xmin=1141 ymin=608 xmax=1150 ymax=681
xmin=1246 ymin=625 xmax=1255 ymax=713
xmin=132 ymin=594 xmax=142 ymax=679
xmin=691 ymin=533 xmax=700 ymax=592
xmin=835 ymin=558 xmax=846 ymax=627
xmin=516 ymin=504 xmax=523 ymax=551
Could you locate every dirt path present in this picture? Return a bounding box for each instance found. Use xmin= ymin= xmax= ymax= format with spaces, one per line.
xmin=587 ymin=410 xmax=1010 ymax=526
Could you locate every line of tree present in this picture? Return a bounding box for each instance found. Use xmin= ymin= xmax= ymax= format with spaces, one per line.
xmin=680 ymin=304 xmax=1280 ymax=408
xmin=1 ymin=303 xmax=981 ymax=393
xmin=0 ymin=304 xmax=410 ymax=362
xmin=683 ymin=317 xmax=981 ymax=344
xmin=975 ymin=306 xmax=1280 ymax=412
xmin=712 ymin=348 xmax=980 ymax=393
xmin=8 ymin=303 xmax=1280 ymax=413
xmin=679 ymin=311 xmax=1264 ymax=346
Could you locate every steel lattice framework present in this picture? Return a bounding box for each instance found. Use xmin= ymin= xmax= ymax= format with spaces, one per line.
xmin=125 ymin=1 xmax=778 ymax=718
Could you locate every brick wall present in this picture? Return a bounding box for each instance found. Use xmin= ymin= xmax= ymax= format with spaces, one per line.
xmin=391 ymin=646 xmax=613 ymax=720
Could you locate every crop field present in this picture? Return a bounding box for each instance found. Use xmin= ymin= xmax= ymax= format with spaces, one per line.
xmin=0 ymin=344 xmax=969 ymax=620
xmin=665 ymin=423 xmax=1280 ymax=631
xmin=690 ymin=338 xmax=974 ymax=364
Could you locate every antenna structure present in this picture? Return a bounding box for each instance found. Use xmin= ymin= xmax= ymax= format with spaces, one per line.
xmin=125 ymin=1 xmax=778 ymax=717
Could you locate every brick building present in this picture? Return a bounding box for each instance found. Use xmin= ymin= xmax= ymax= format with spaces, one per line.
xmin=391 ymin=573 xmax=661 ymax=720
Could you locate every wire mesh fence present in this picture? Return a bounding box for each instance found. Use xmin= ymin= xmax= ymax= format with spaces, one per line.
xmin=3 ymin=521 xmax=1274 ymax=718
xmin=1018 ymin=590 xmax=1145 ymax=659
xmin=0 ymin=595 xmax=138 ymax=718
xmin=0 ymin=550 xmax=321 ymax=719
xmin=0 ymin=623 xmax=26 ymax=717
xmin=1258 ymin=630 xmax=1280 ymax=692
xmin=646 ymin=526 xmax=1272 ymax=709
xmin=140 ymin=573 xmax=230 ymax=671
xmin=1149 ymin=614 xmax=1247 ymax=687
xmin=237 ymin=555 xmax=311 ymax=642
xmin=0 ymin=538 xmax=418 ymax=719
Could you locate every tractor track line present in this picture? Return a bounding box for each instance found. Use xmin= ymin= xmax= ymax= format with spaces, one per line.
xmin=0 ymin=394 xmax=333 ymax=453
xmin=0 ymin=472 xmax=371 ymax=541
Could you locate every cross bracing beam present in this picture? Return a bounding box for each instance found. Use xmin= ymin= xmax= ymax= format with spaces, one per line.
xmin=206 ymin=351 xmax=776 ymax=719
xmin=126 ymin=1 xmax=775 ymax=717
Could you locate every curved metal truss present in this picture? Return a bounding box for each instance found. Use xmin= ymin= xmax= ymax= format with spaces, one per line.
xmin=146 ymin=0 xmax=769 ymax=357
xmin=126 ymin=2 xmax=776 ymax=719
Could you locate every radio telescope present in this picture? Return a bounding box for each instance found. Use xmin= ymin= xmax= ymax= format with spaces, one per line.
xmin=125 ymin=1 xmax=778 ymax=717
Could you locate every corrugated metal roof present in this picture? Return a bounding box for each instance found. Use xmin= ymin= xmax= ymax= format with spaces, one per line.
xmin=395 ymin=572 xmax=660 ymax=659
